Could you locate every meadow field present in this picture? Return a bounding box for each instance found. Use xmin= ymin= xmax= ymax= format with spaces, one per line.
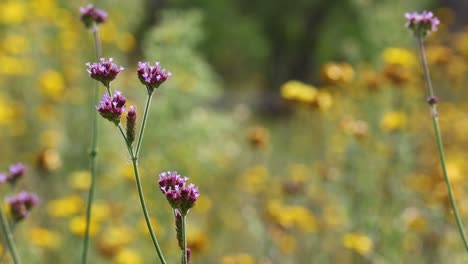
xmin=1 ymin=0 xmax=467 ymax=263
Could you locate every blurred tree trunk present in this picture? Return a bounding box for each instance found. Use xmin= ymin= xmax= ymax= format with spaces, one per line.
xmin=132 ymin=0 xmax=167 ymax=61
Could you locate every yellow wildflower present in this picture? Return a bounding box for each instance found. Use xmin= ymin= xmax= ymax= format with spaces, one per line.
xmin=380 ymin=111 xmax=407 ymax=131
xmin=0 ymin=55 xmax=33 ymax=75
xmin=280 ymin=80 xmax=318 ymax=104
xmin=117 ymin=32 xmax=136 ymax=52
xmin=69 ymin=216 xmax=99 ymax=237
xmin=47 ymin=195 xmax=84 ymax=217
xmin=381 ymin=47 xmax=417 ymax=67
xmin=320 ymin=62 xmax=354 ymax=85
xmin=192 ymin=195 xmax=212 ymax=213
xmin=98 ymin=225 xmax=134 ymax=257
xmin=91 ymin=201 xmax=111 ymax=222
xmin=238 ymin=165 xmax=269 ymax=194
xmin=69 ymin=171 xmax=91 ymax=191
xmin=114 ymin=248 xmax=142 ymax=264
xmin=30 ymin=227 xmax=61 ymax=250
xmin=39 ymin=129 xmax=63 ymax=148
xmin=2 ymin=34 xmax=28 ymax=55
xmin=402 ymin=207 xmax=428 ymax=232
xmin=187 ymin=229 xmax=209 ymax=253
xmin=0 ymin=2 xmax=26 ymax=24
xmin=220 ymin=253 xmax=255 ymax=264
xmin=342 ymin=232 xmax=373 ymax=256
xmin=39 ymin=70 xmax=65 ymax=101
xmin=37 ymin=148 xmax=62 ymax=172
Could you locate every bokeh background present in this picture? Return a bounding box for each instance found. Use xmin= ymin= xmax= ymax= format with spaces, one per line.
xmin=2 ymin=0 xmax=468 ymax=263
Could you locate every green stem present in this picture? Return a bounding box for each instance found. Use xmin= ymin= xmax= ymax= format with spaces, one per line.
xmin=181 ymin=214 xmax=187 ymax=264
xmin=116 ymin=124 xmax=166 ymax=263
xmin=0 ymin=209 xmax=20 ymax=264
xmin=81 ymin=23 xmax=103 ymax=264
xmin=135 ymin=92 xmax=154 ymax=157
xmin=417 ymin=35 xmax=468 ymax=252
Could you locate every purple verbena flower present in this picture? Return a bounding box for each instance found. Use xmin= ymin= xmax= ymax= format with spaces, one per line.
xmin=86 ymin=58 xmax=124 ymax=87
xmin=5 ymin=191 xmax=39 ymax=222
xmin=137 ymin=62 xmax=172 ymax=92
xmin=80 ymin=4 xmax=108 ymax=28
xmin=126 ymin=106 xmax=137 ymax=145
xmin=97 ymin=91 xmax=127 ymax=125
xmin=405 ymin=11 xmax=440 ymax=37
xmin=158 ymin=171 xmax=199 ymax=215
xmin=7 ymin=163 xmax=26 ymax=185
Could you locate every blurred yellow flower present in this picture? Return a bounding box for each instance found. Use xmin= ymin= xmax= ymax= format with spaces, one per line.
xmin=425 ymin=45 xmax=452 ymax=65
xmin=266 ymin=200 xmax=317 ymax=233
xmin=69 ymin=216 xmax=99 ymax=237
xmin=322 ymin=205 xmax=347 ymax=229
xmin=114 ymin=248 xmax=142 ymax=264
xmin=455 ymin=31 xmax=468 ymax=57
xmin=37 ymin=148 xmax=62 ymax=172
xmin=47 ymin=195 xmax=84 ymax=218
xmin=39 ymin=129 xmax=63 ymax=148
xmin=192 ymin=195 xmax=212 ymax=213
xmin=101 ymin=21 xmax=118 ymax=43
xmin=2 ymin=34 xmax=28 ymax=55
xmin=0 ymin=55 xmax=33 ymax=75
xmin=280 ymin=80 xmax=317 ymax=104
xmin=69 ymin=171 xmax=91 ymax=191
xmin=39 ymin=70 xmax=65 ymax=101
xmin=98 ymin=225 xmax=134 ymax=257
xmin=380 ymin=111 xmax=407 ymax=131
xmin=30 ymin=227 xmax=61 ymax=250
xmin=91 ymin=201 xmax=111 ymax=222
xmin=220 ymin=253 xmax=255 ymax=264
xmin=382 ymin=47 xmax=417 ymax=67
xmin=31 ymin=0 xmax=57 ymax=19
xmin=402 ymin=207 xmax=428 ymax=232
xmin=117 ymin=32 xmax=136 ymax=52
xmin=0 ymin=97 xmax=16 ymax=126
xmin=238 ymin=165 xmax=269 ymax=194
xmin=313 ymin=90 xmax=333 ymax=111
xmin=0 ymin=2 xmax=26 ymax=24
xmin=276 ymin=234 xmax=297 ymax=254
xmin=187 ymin=229 xmax=209 ymax=253
xmin=342 ymin=232 xmax=373 ymax=256
xmin=320 ymin=62 xmax=355 ymax=85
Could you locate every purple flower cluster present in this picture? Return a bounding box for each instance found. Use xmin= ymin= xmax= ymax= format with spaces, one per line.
xmin=0 ymin=163 xmax=26 ymax=185
xmin=86 ymin=58 xmax=124 ymax=87
xmin=6 ymin=191 xmax=39 ymax=222
xmin=97 ymin=91 xmax=127 ymax=125
xmin=80 ymin=4 xmax=108 ymax=28
xmin=137 ymin=62 xmax=172 ymax=92
xmin=405 ymin=11 xmax=440 ymax=37
xmin=158 ymin=171 xmax=199 ymax=215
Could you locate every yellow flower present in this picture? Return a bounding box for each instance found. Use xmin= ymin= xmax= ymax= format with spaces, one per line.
xmin=381 ymin=47 xmax=417 ymax=67
xmin=47 ymin=195 xmax=84 ymax=217
xmin=37 ymin=148 xmax=62 ymax=172
xmin=342 ymin=232 xmax=373 ymax=256
xmin=192 ymin=195 xmax=212 ymax=213
xmin=0 ymin=96 xmax=16 ymax=125
xmin=265 ymin=200 xmax=317 ymax=233
xmin=276 ymin=234 xmax=297 ymax=254
xmin=0 ymin=55 xmax=33 ymax=75
xmin=39 ymin=129 xmax=63 ymax=148
xmin=313 ymin=90 xmax=333 ymax=111
xmin=187 ymin=229 xmax=209 ymax=253
xmin=91 ymin=201 xmax=111 ymax=222
xmin=69 ymin=171 xmax=91 ymax=191
xmin=280 ymin=80 xmax=318 ymax=104
xmin=238 ymin=165 xmax=269 ymax=194
xmin=114 ymin=248 xmax=142 ymax=264
xmin=402 ymin=207 xmax=428 ymax=232
xmin=220 ymin=253 xmax=255 ymax=264
xmin=30 ymin=227 xmax=61 ymax=250
xmin=425 ymin=45 xmax=452 ymax=65
xmin=380 ymin=111 xmax=407 ymax=131
xmin=2 ymin=34 xmax=28 ymax=55
xmin=117 ymin=32 xmax=136 ymax=52
xmin=69 ymin=216 xmax=99 ymax=237
xmin=0 ymin=2 xmax=26 ymax=24
xmin=100 ymin=21 xmax=118 ymax=43
xmin=320 ymin=62 xmax=354 ymax=85
xmin=31 ymin=0 xmax=57 ymax=19
xmin=98 ymin=225 xmax=134 ymax=257
xmin=39 ymin=70 xmax=65 ymax=101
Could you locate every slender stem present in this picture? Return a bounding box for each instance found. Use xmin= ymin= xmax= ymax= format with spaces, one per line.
xmin=116 ymin=124 xmax=166 ymax=263
xmin=135 ymin=92 xmax=154 ymax=157
xmin=417 ymin=35 xmax=468 ymax=252
xmin=181 ymin=215 xmax=187 ymax=264
xmin=81 ymin=23 xmax=103 ymax=264
xmin=0 ymin=209 xmax=20 ymax=264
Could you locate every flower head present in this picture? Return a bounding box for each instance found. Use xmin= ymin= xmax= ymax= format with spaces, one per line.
xmin=97 ymin=91 xmax=127 ymax=125
xmin=6 ymin=191 xmax=39 ymax=222
xmin=126 ymin=106 xmax=137 ymax=144
xmin=137 ymin=62 xmax=172 ymax=92
xmin=158 ymin=171 xmax=199 ymax=215
xmin=86 ymin=58 xmax=124 ymax=87
xmin=7 ymin=163 xmax=26 ymax=184
xmin=405 ymin=11 xmax=440 ymax=37
xmin=80 ymin=4 xmax=108 ymax=28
